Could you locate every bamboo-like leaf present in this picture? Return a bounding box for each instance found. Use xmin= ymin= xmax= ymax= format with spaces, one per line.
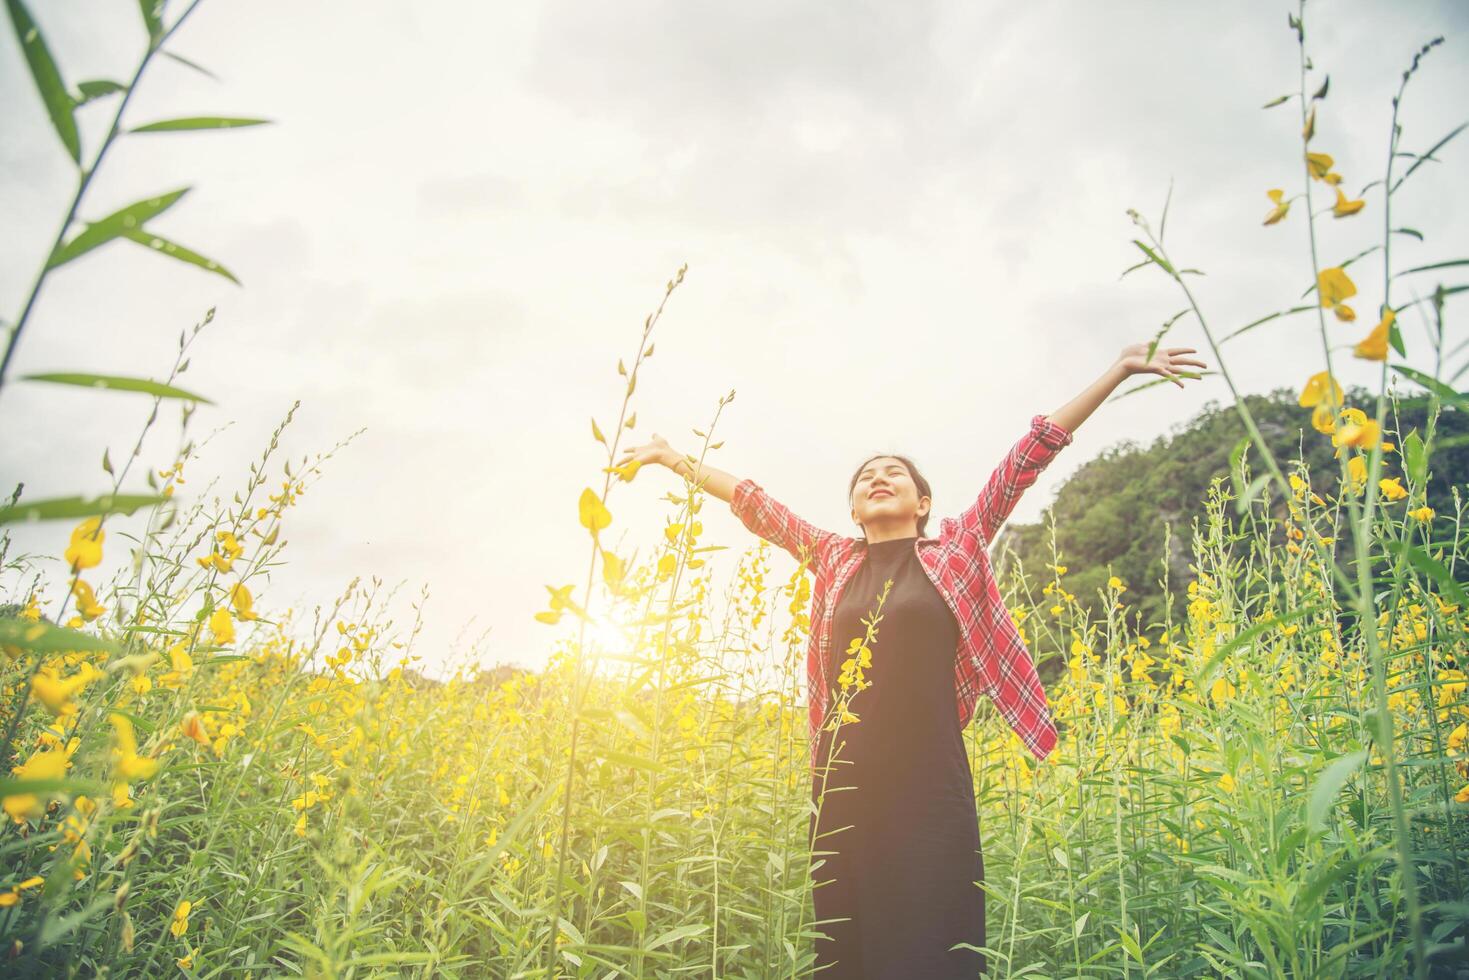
xmin=1393 ymin=227 xmax=1423 ymax=241
xmin=48 ymin=187 xmax=189 ymax=269
xmin=1311 ymin=74 xmax=1329 ymax=100
xmin=1391 ymin=121 xmax=1468 ymax=195
xmin=0 ymin=775 xmax=109 ymax=797
xmin=1402 ymin=429 xmax=1426 ymax=487
xmin=7 ymin=0 xmax=80 ymax=163
xmin=1130 ymin=239 xmax=1175 ymax=276
xmin=121 ymin=227 xmax=241 ymax=284
xmin=75 ymin=78 xmax=126 ymax=105
xmin=0 ymin=617 xmax=119 ymax=655
xmin=1235 ymin=473 xmax=1271 ymax=515
xmin=138 ymin=0 xmax=163 ymax=38
xmin=1381 ymin=540 xmax=1469 ymax=608
xmin=0 ymin=492 xmax=168 ymax=525
xmin=20 ymin=371 xmax=214 ymax=403
xmin=1220 ymin=305 xmax=1315 ymax=345
xmin=1390 ymin=258 xmax=1469 ymax=279
xmin=1261 ymin=93 xmax=1292 ymax=109
xmin=130 ymin=115 xmax=270 ymax=133
xmin=1389 ymin=364 xmax=1468 ymax=412
xmin=1306 ymin=749 xmax=1366 ymax=834
xmin=160 ymin=48 xmax=218 ymax=80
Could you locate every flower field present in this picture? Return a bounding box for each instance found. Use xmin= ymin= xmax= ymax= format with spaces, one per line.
xmin=3 ymin=1 xmax=1468 ymax=977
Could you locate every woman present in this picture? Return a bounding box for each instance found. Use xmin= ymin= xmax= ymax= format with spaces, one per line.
xmin=616 ymin=343 xmax=1206 ymax=977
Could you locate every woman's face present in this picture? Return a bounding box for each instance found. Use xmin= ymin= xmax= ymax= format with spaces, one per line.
xmin=850 ymin=456 xmax=929 ymax=534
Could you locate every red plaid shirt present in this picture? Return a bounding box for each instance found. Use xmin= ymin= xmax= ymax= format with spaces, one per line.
xmin=730 ymin=413 xmax=1073 ymax=765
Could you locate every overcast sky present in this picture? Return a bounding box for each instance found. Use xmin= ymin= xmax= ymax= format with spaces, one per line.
xmin=3 ymin=1 xmax=1466 ymax=677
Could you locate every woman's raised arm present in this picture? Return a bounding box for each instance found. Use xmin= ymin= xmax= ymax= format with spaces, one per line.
xmin=617 ymin=434 xmax=836 ymax=567
xmin=952 ymin=344 xmax=1207 ymax=545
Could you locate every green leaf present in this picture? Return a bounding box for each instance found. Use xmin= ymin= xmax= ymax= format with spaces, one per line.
xmin=20 ymin=371 xmax=214 ymax=403
xmin=7 ymin=0 xmax=80 ymax=163
xmin=130 ymin=115 xmax=270 ymax=133
xmin=121 ymin=227 xmax=240 ymax=284
xmin=1392 ymin=258 xmax=1469 ymax=279
xmin=1402 ymin=429 xmax=1426 ymax=486
xmin=1307 ymin=749 xmax=1367 ymax=834
xmin=1261 ymin=93 xmax=1292 ymax=109
xmin=0 ymin=492 xmax=169 ymax=525
xmin=1389 ymin=364 xmax=1468 ymax=412
xmin=0 ymin=775 xmax=109 ymax=797
xmin=1381 ymin=540 xmax=1469 ymax=608
xmin=1393 ymin=227 xmax=1424 ymax=241
xmin=75 ymin=78 xmax=126 ymax=105
xmin=138 ymin=0 xmax=163 ymax=39
xmin=0 ymin=617 xmax=119 ymax=656
xmin=160 ymin=48 xmax=218 ymax=80
xmin=646 ymin=923 xmax=709 ymax=951
xmin=1220 ymin=304 xmax=1315 ymax=345
xmin=1131 ymin=239 xmax=1176 ymax=277
xmin=48 ymin=187 xmax=190 ymax=269
xmin=1235 ymin=472 xmax=1271 ymax=515
xmin=1391 ymin=121 xmax=1468 ymax=195
xmin=1227 ymin=435 xmax=1250 ymax=500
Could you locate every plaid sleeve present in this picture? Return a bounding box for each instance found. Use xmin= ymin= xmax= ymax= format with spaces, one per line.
xmin=730 ymin=478 xmax=836 ymax=569
xmin=954 ymin=413 xmax=1073 ymax=545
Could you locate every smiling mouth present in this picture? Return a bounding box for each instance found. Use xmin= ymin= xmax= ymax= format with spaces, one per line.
xmin=870 ymin=490 xmax=893 ymax=499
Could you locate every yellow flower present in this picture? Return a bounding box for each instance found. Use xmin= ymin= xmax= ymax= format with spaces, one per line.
xmin=1407 ymin=505 xmax=1435 ymax=522
xmin=1218 ymin=772 xmax=1236 ymax=793
xmin=176 ymin=950 xmax=197 ymax=970
xmin=1335 ymin=418 xmax=1381 ymax=452
xmin=1298 ymin=371 xmax=1343 ymax=410
xmin=70 ymin=578 xmax=107 ymax=621
xmin=1457 ymin=784 xmax=1469 ymax=805
xmin=1263 ymin=189 xmax=1290 ymax=225
xmin=578 ymin=488 xmax=612 ymax=535
xmin=1346 ymin=455 xmax=1368 ymax=493
xmin=1306 ymin=151 xmax=1334 ymax=180
xmin=1450 ymin=722 xmax=1467 ymax=754
xmin=1317 ymin=266 xmax=1357 ymax=322
xmin=170 ymin=899 xmax=193 ymax=938
xmin=1378 ymin=477 xmax=1407 ymax=501
xmin=31 ymin=663 xmax=101 ymax=716
xmin=65 ymin=517 xmax=104 ymax=571
xmin=1209 ymin=677 xmax=1236 ymax=705
xmin=209 ymin=606 xmax=235 ymax=646
xmin=180 ymin=711 xmax=210 ymax=746
xmin=110 ymin=712 xmax=159 ymax=782
xmin=1353 ymin=308 xmax=1394 ymax=361
xmin=195 ymin=530 xmax=244 ymax=573
xmin=1108 ymin=575 xmax=1126 ymax=592
xmin=602 ymin=459 xmax=642 ymax=482
xmin=1310 ymin=403 xmax=1337 ymax=434
xmin=1323 ymin=171 xmax=1343 ymax=185
xmin=3 ymin=748 xmax=70 ymax=823
xmin=1332 ymin=185 xmax=1365 ymax=217
xmin=229 ymin=582 xmax=260 ymax=622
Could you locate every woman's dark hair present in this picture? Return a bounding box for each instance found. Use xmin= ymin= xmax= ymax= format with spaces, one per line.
xmin=846 ymin=453 xmax=934 ymax=541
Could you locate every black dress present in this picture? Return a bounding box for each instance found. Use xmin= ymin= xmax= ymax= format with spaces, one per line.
xmin=808 ymin=535 xmax=986 ymax=978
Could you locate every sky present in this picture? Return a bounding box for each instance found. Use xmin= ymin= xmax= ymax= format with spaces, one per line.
xmin=2 ymin=1 xmax=1466 ymax=678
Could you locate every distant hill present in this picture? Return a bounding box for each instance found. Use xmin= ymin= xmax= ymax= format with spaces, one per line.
xmin=994 ymin=386 xmax=1469 ymax=635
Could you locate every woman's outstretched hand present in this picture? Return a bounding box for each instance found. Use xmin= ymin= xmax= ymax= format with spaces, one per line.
xmin=615 ymin=433 xmax=678 ymax=475
xmin=1116 ymin=343 xmax=1208 ymax=389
